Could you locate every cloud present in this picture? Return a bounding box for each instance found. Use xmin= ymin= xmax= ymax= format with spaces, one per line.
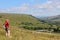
xmin=0 ymin=0 xmax=60 ymax=17
xmin=31 ymin=0 xmax=60 ymax=16
xmin=6 ymin=3 xmax=29 ymax=12
xmin=47 ymin=0 xmax=60 ymax=8
xmin=33 ymin=0 xmax=60 ymax=8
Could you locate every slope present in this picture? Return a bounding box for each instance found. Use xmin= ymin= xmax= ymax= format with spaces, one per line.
xmin=0 ymin=13 xmax=60 ymax=40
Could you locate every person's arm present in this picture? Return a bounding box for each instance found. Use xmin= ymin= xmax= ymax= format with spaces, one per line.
xmin=3 ymin=22 xmax=5 ymax=28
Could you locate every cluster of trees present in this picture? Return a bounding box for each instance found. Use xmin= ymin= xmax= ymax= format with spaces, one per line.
xmin=39 ymin=19 xmax=60 ymax=32
xmin=19 ymin=20 xmax=60 ymax=33
xmin=0 ymin=15 xmax=2 ymax=18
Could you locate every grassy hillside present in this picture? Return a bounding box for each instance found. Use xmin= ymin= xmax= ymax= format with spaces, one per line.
xmin=0 ymin=13 xmax=60 ymax=40
xmin=0 ymin=13 xmax=50 ymax=30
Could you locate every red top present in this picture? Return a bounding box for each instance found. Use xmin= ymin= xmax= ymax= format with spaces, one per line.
xmin=4 ymin=20 xmax=9 ymax=28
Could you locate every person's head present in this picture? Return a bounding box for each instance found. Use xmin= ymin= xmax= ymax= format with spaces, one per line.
xmin=5 ymin=19 xmax=9 ymax=22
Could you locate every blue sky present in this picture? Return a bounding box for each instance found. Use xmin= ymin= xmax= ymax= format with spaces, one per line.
xmin=0 ymin=0 xmax=60 ymax=17
xmin=0 ymin=0 xmax=47 ymax=8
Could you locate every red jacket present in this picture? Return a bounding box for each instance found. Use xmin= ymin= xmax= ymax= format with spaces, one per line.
xmin=4 ymin=20 xmax=9 ymax=28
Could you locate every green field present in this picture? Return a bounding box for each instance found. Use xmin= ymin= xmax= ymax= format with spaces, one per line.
xmin=0 ymin=13 xmax=60 ymax=40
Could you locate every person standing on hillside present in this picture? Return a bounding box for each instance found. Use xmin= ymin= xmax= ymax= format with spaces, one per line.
xmin=3 ymin=19 xmax=10 ymax=37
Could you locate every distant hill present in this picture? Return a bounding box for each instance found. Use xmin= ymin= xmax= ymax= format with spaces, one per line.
xmin=38 ymin=15 xmax=60 ymax=22
xmin=37 ymin=15 xmax=60 ymax=26
xmin=38 ymin=15 xmax=60 ymax=21
xmin=46 ymin=15 xmax=60 ymax=22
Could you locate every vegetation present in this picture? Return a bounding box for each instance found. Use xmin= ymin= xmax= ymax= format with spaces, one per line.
xmin=0 ymin=13 xmax=60 ymax=40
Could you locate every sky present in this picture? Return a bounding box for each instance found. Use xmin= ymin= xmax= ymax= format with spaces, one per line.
xmin=0 ymin=0 xmax=60 ymax=17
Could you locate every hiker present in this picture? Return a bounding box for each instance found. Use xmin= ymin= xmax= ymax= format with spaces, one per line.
xmin=3 ymin=19 xmax=10 ymax=37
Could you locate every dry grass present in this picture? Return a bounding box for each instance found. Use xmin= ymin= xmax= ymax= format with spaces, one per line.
xmin=1 ymin=26 xmax=60 ymax=40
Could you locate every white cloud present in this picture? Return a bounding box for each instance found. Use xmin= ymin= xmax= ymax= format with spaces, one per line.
xmin=33 ymin=0 xmax=60 ymax=8
xmin=6 ymin=3 xmax=29 ymax=12
xmin=57 ymin=5 xmax=60 ymax=8
xmin=0 ymin=0 xmax=60 ymax=16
